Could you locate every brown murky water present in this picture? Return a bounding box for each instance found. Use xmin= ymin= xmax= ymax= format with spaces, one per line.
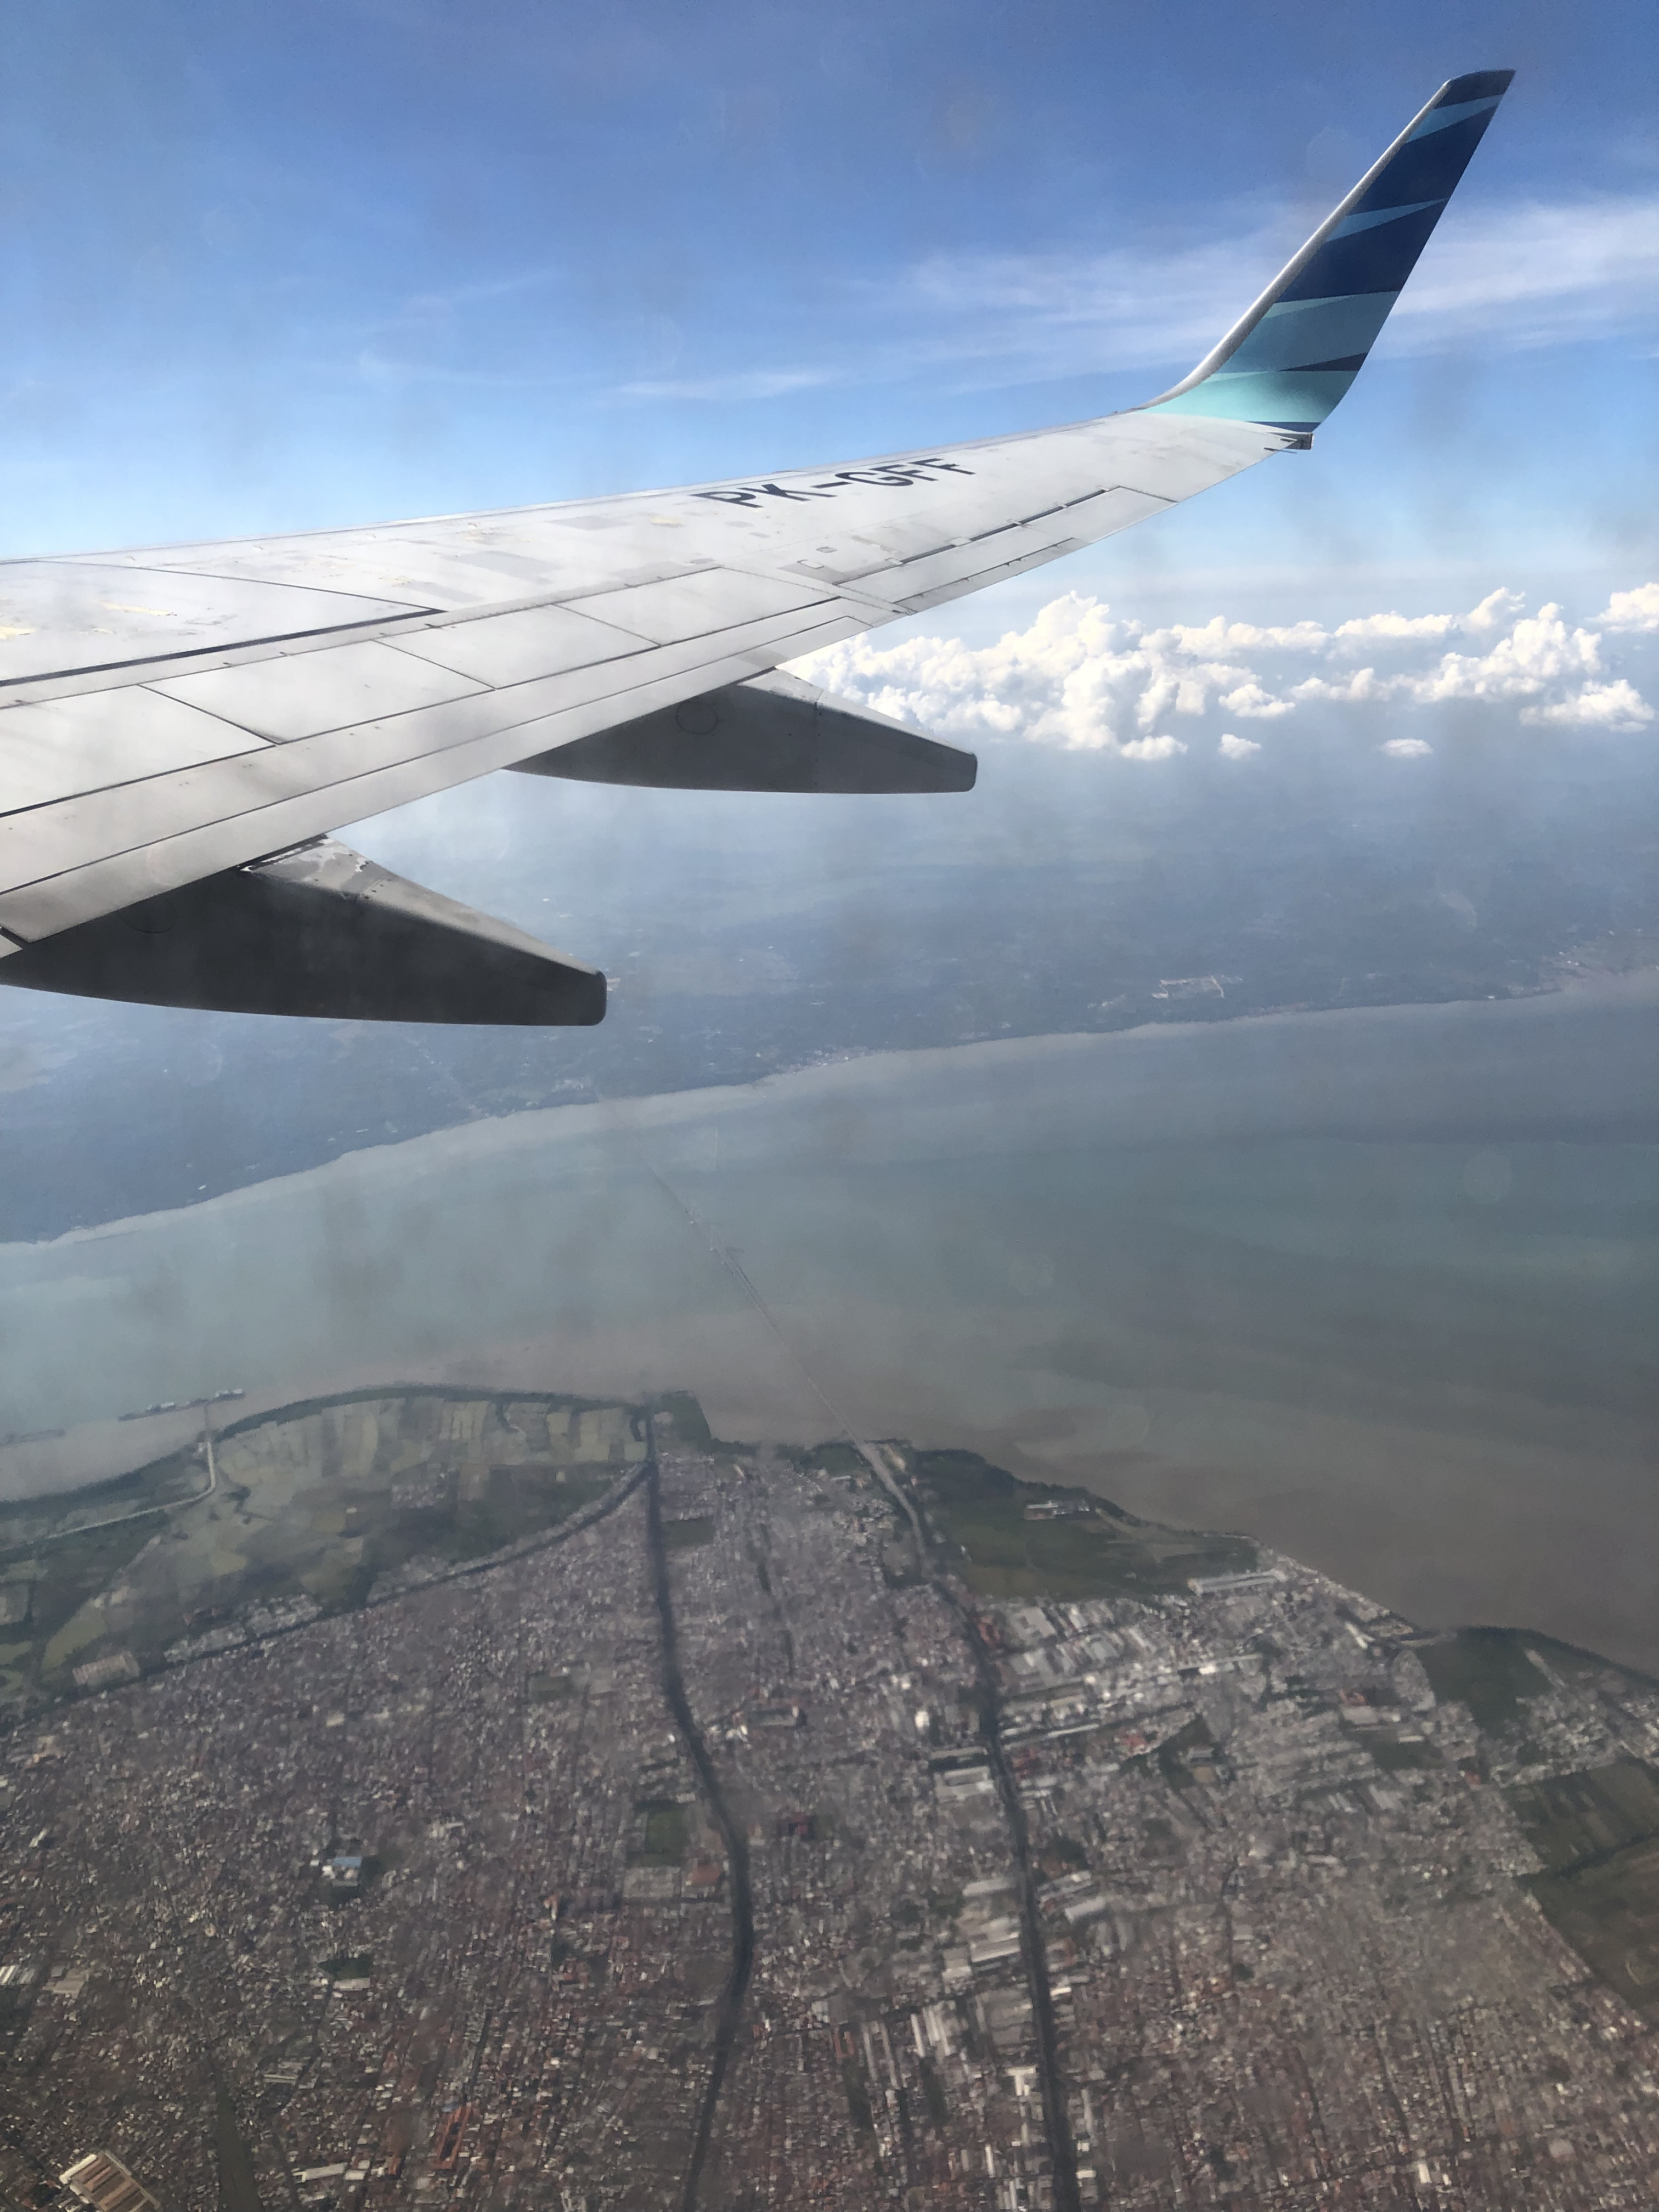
xmin=5 ymin=978 xmax=1655 ymax=1667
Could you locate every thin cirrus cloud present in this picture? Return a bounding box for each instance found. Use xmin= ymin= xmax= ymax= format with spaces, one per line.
xmin=1384 ymin=195 xmax=1659 ymax=350
xmin=895 ymin=192 xmax=1659 ymax=383
xmin=619 ymin=366 xmax=840 ymax=403
xmin=788 ymin=579 xmax=1659 ymax=759
xmin=619 ymin=191 xmax=1659 ymax=404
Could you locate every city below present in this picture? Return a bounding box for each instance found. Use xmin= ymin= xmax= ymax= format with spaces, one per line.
xmin=1 ymin=1389 xmax=1656 ymax=2210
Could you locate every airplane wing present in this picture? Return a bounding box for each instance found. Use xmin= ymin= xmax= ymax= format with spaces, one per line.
xmin=0 ymin=70 xmax=1512 ymax=1025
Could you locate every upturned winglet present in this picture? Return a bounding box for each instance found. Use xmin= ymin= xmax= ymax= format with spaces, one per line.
xmin=1141 ymin=69 xmax=1514 ymax=436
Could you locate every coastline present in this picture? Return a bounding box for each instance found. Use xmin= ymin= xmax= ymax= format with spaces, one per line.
xmin=9 ymin=966 xmax=1658 ymax=1261
xmin=4 ymin=977 xmax=1654 ymax=1668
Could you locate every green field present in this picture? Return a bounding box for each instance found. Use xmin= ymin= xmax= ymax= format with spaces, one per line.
xmin=442 ymin=1466 xmax=612 ymax=1560
xmin=0 ymin=1386 xmax=682 ymax=1712
xmin=320 ymin=1953 xmax=373 ymax=1980
xmin=1510 ymin=1762 xmax=1659 ymax=2021
xmin=663 ymin=1516 xmax=715 ymax=1551
xmin=632 ymin=1799 xmax=690 ymax=1866
xmin=804 ymin=1442 xmax=869 ymax=1480
xmin=1417 ymin=1628 xmax=1553 ymax=1732
xmin=653 ymin=1393 xmax=714 ymax=1448
xmin=908 ymin=1448 xmax=1256 ymax=1600
xmin=1156 ymin=1714 xmax=1215 ymax=1788
xmin=1364 ymin=1733 xmax=1443 ymax=1774
xmin=1510 ymin=1760 xmax=1659 ymax=1876
xmin=0 ymin=1446 xmax=206 ymax=1551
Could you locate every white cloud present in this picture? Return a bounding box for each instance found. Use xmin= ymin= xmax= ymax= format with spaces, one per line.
xmin=1381 ymin=737 xmax=1433 ymax=758
xmin=1408 ymin=603 xmax=1604 ymax=704
xmin=1521 ymin=680 xmax=1654 ymax=731
xmin=789 ymin=579 xmax=1657 ymax=757
xmin=1288 ymin=595 xmax=1646 ymax=723
xmin=1146 ymin=613 xmax=1330 ymax=656
xmin=1597 ymin=582 xmax=1659 ymax=633
xmin=791 ymin=592 xmax=1211 ymax=754
xmin=1333 ymin=588 xmax=1523 ymax=645
xmin=1219 ymin=682 xmax=1294 ymax=719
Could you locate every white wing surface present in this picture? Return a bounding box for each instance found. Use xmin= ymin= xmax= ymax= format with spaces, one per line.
xmin=0 ymin=71 xmax=1511 ymax=1025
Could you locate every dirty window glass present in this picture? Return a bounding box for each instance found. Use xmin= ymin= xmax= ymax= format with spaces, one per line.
xmin=4 ymin=9 xmax=1657 ymax=2209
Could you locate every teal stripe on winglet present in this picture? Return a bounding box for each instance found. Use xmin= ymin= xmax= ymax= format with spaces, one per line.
xmin=1226 ymin=292 xmax=1400 ymax=372
xmin=1136 ymin=70 xmax=1513 ymax=433
xmin=1409 ymin=94 xmax=1503 ymax=139
xmin=1330 ymin=199 xmax=1442 ymax=241
xmin=1148 ymin=366 xmax=1359 ymax=424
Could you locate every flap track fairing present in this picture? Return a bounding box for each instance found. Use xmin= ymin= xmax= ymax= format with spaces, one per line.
xmin=511 ymin=670 xmax=977 ymax=793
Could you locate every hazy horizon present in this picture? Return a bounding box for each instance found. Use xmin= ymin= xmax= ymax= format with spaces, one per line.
xmin=7 ymin=975 xmax=1654 ymax=1672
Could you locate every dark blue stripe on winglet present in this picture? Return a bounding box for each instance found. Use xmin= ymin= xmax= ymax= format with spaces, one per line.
xmin=1140 ymin=70 xmax=1514 ymax=430
xmin=1345 ymin=109 xmax=1503 ymax=221
xmin=1440 ymin=68 xmax=1515 ymax=102
xmin=1278 ymin=202 xmax=1446 ymax=302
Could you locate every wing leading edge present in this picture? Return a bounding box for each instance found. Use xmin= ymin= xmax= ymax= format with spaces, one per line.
xmin=0 ymin=72 xmax=1513 ymax=1023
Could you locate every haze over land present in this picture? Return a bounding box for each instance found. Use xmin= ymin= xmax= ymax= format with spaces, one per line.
xmin=5 ymin=976 xmax=1654 ymax=1673
xmin=4 ymin=574 xmax=1657 ymax=1238
xmin=5 ymin=582 xmax=1654 ymax=1684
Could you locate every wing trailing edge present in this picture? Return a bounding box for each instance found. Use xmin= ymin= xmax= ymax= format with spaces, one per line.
xmin=2 ymin=670 xmax=974 ymax=1023
xmin=2 ymin=837 xmax=605 ymax=1025
xmin=0 ymin=72 xmax=1515 ymax=1027
xmin=512 ymin=670 xmax=977 ymax=794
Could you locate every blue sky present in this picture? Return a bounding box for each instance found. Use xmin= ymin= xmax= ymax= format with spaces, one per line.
xmin=4 ymin=0 xmax=1656 ymax=614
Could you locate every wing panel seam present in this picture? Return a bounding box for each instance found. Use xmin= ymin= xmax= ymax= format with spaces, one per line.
xmin=0 ymin=605 xmax=871 ymax=919
xmin=0 ymin=612 xmax=443 ymax=692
